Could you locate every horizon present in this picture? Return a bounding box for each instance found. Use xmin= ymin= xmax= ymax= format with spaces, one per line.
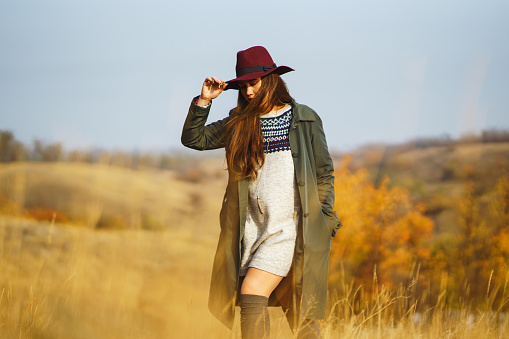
xmin=3 ymin=127 xmax=508 ymax=157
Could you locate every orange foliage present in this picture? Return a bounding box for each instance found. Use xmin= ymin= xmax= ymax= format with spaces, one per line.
xmin=25 ymin=208 xmax=68 ymax=223
xmin=330 ymin=156 xmax=433 ymax=290
xmin=491 ymin=174 xmax=509 ymax=273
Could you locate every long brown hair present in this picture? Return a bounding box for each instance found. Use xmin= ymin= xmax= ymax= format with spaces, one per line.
xmin=224 ymin=73 xmax=294 ymax=180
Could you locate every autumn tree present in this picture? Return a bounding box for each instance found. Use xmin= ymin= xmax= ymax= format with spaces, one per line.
xmin=31 ymin=139 xmax=63 ymax=162
xmin=329 ymin=157 xmax=434 ymax=292
xmin=453 ymin=181 xmax=493 ymax=301
xmin=429 ymin=176 xmax=509 ymax=308
xmin=0 ymin=130 xmax=27 ymax=162
xmin=490 ymin=174 xmax=509 ymax=292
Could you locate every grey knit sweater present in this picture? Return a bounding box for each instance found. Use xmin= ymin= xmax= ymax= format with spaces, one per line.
xmin=240 ymin=106 xmax=301 ymax=277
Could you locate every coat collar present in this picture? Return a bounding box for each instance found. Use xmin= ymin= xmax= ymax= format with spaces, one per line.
xmin=289 ymin=102 xmax=317 ymax=132
xmin=291 ymin=102 xmax=317 ymax=122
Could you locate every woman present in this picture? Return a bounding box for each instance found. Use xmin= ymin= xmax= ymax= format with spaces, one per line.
xmin=181 ymin=46 xmax=342 ymax=339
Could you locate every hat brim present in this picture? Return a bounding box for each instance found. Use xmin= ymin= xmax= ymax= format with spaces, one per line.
xmin=224 ymin=66 xmax=294 ymax=90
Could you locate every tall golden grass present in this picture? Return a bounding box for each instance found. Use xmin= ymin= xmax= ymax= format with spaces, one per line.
xmin=0 ymin=161 xmax=508 ymax=338
xmin=324 ymin=266 xmax=509 ymax=338
xmin=0 ymin=216 xmax=232 ymax=338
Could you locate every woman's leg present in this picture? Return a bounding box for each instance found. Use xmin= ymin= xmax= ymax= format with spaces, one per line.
xmin=239 ymin=268 xmax=283 ymax=339
xmin=241 ymin=267 xmax=283 ymax=297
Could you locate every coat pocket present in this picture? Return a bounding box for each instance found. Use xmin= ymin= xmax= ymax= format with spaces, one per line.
xmin=321 ymin=209 xmax=341 ymax=237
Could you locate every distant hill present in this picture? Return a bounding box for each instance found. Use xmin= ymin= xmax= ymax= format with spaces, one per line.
xmin=0 ymin=161 xmax=227 ymax=236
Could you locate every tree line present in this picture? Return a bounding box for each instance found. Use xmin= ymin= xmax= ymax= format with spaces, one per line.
xmin=0 ymin=130 xmax=192 ymax=170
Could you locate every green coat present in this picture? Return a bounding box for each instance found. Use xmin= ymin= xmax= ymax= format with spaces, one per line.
xmin=181 ymin=100 xmax=342 ymax=330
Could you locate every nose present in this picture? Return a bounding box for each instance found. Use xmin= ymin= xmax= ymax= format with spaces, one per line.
xmin=246 ymin=86 xmax=253 ymax=96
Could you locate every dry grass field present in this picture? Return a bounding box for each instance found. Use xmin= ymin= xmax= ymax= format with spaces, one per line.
xmin=0 ymin=216 xmax=230 ymax=338
xmin=0 ymin=161 xmax=234 ymax=338
xmin=0 ymin=155 xmax=508 ymax=338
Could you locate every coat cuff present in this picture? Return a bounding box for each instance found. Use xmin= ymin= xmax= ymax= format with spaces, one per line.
xmin=192 ymin=96 xmax=212 ymax=108
xmin=189 ymin=96 xmax=212 ymax=116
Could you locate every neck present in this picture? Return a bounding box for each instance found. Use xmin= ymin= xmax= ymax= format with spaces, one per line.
xmin=268 ymin=103 xmax=289 ymax=114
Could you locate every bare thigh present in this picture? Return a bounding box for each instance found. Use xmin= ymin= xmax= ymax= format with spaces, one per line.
xmin=241 ymin=267 xmax=283 ymax=297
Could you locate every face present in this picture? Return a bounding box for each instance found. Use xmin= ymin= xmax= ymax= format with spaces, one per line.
xmin=239 ymin=78 xmax=262 ymax=101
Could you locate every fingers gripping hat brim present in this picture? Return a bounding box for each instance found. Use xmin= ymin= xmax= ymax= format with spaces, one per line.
xmin=224 ymin=66 xmax=294 ymax=90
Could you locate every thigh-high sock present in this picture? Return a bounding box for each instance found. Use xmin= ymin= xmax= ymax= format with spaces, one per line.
xmin=239 ymin=294 xmax=270 ymax=339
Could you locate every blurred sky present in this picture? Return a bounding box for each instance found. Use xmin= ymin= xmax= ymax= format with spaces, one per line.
xmin=1 ymin=0 xmax=508 ymax=152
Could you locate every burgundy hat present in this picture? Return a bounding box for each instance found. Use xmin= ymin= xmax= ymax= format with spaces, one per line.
xmin=224 ymin=46 xmax=294 ymax=90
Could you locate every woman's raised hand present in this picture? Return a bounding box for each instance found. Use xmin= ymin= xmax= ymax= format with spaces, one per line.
xmin=197 ymin=77 xmax=227 ymax=106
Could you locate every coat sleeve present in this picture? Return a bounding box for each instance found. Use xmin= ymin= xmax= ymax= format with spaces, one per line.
xmin=312 ymin=116 xmax=343 ymax=237
xmin=181 ymin=98 xmax=230 ymax=151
